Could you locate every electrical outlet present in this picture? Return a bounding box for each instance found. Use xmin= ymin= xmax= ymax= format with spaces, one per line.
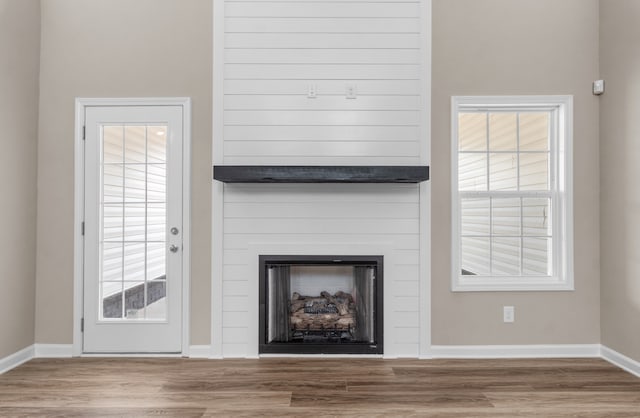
xmin=503 ymin=306 xmax=515 ymax=323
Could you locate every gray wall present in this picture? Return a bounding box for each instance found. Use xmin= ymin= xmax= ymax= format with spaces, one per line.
xmin=600 ymin=0 xmax=640 ymax=362
xmin=35 ymin=0 xmax=212 ymax=345
xmin=431 ymin=0 xmax=601 ymax=345
xmin=26 ymin=0 xmax=640 ymax=358
xmin=0 ymin=0 xmax=40 ymax=358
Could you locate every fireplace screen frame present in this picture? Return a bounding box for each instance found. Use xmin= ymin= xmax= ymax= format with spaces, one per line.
xmin=259 ymin=255 xmax=383 ymax=355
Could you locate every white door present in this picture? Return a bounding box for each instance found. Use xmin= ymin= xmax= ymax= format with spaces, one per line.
xmin=83 ymin=105 xmax=184 ymax=353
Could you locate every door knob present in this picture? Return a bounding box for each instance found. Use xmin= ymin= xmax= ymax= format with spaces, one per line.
xmin=169 ymin=245 xmax=179 ymax=253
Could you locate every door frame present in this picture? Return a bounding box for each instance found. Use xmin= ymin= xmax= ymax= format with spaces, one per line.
xmin=73 ymin=97 xmax=192 ymax=356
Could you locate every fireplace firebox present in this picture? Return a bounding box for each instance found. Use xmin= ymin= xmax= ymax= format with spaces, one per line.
xmin=259 ymin=255 xmax=383 ymax=355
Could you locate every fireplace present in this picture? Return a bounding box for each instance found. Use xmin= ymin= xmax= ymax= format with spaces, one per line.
xmin=259 ymin=255 xmax=383 ymax=355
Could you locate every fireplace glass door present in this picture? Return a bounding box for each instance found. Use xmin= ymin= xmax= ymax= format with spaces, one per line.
xmin=259 ymin=256 xmax=383 ymax=354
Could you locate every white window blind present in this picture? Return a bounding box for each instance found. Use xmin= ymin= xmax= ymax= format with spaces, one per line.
xmin=451 ymin=96 xmax=573 ymax=291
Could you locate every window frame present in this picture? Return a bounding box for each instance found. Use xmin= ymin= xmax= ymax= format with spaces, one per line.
xmin=451 ymin=96 xmax=574 ymax=292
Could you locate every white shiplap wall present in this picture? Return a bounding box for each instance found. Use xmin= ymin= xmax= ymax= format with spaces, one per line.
xmin=222 ymin=184 xmax=421 ymax=357
xmin=214 ymin=0 xmax=429 ymax=357
xmin=223 ymin=0 xmax=422 ymax=165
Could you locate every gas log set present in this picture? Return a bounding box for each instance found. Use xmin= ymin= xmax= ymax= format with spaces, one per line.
xmin=289 ymin=291 xmax=356 ymax=340
xmin=259 ymin=256 xmax=382 ymax=354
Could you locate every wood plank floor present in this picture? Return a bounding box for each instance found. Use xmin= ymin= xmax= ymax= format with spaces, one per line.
xmin=0 ymin=357 xmax=639 ymax=417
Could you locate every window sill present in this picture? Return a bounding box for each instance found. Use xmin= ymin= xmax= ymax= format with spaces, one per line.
xmin=452 ymin=276 xmax=574 ymax=292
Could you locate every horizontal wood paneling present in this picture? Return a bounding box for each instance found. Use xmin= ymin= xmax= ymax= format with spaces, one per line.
xmin=224 ymin=125 xmax=419 ymax=142
xmin=393 ymin=311 xmax=421 ymax=328
xmin=225 ymin=33 xmax=420 ymax=49
xmin=224 ymin=218 xmax=419 ymax=235
xmin=225 ymin=18 xmax=420 ymax=34
xmin=223 ymin=296 xmax=249 ymax=312
xmin=225 ymin=3 xmax=420 ymax=18
xmin=223 ymin=311 xmax=249 ymax=328
xmin=222 ymin=156 xmax=422 ymax=165
xmin=224 ymin=80 xmax=420 ymax=95
xmin=223 ymin=265 xmax=250 ymax=282
xmin=219 ymin=1 xmax=426 ymax=356
xmin=224 ymin=202 xmax=419 ymax=219
xmin=392 ymin=296 xmax=419 ymax=312
xmin=223 ymin=184 xmax=420 ymax=202
xmin=392 ymin=281 xmax=419 ymax=296
xmin=226 ymin=0 xmax=418 ymax=2
xmin=222 ymin=280 xmax=249 ymax=296
xmin=224 ymin=110 xmax=419 ymax=126
xmin=222 ymin=0 xmax=424 ymax=165
xmin=224 ymin=141 xmax=419 ymax=157
xmin=224 ymin=234 xmax=421 ymax=250
xmin=225 ymin=64 xmax=420 ymax=80
xmin=222 ymin=184 xmax=420 ymax=356
xmin=224 ymin=95 xmax=420 ymax=111
xmin=223 ymin=327 xmax=249 ymax=344
xmin=394 ymin=264 xmax=421 ymax=281
xmin=395 ymin=327 xmax=420 ymax=344
xmin=221 ymin=343 xmax=248 ymax=357
xmin=225 ymin=48 xmax=420 ymax=64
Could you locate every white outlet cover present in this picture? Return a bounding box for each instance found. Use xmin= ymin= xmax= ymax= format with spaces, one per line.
xmin=503 ymin=306 xmax=515 ymax=323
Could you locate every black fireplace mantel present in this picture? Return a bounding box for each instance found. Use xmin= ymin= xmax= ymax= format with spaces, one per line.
xmin=213 ymin=165 xmax=429 ymax=184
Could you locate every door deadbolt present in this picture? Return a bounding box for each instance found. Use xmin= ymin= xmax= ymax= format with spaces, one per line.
xmin=170 ymin=227 xmax=179 ymax=235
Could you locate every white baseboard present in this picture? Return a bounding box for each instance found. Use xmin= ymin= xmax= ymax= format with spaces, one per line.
xmin=0 ymin=345 xmax=35 ymax=375
xmin=601 ymin=345 xmax=640 ymax=378
xmin=429 ymin=344 xmax=601 ymax=359
xmin=188 ymin=345 xmax=211 ymax=358
xmin=35 ymin=344 xmax=210 ymax=359
xmin=4 ymin=343 xmax=638 ymax=378
xmin=34 ymin=344 xmax=73 ymax=358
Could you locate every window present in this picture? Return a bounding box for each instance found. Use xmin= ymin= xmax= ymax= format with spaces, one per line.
xmin=451 ymin=96 xmax=573 ymax=291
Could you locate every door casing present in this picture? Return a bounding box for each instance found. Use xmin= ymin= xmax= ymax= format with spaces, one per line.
xmin=73 ymin=98 xmax=191 ymax=356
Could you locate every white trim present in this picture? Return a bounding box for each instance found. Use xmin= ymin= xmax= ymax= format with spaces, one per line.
xmin=418 ymin=0 xmax=432 ymax=360
xmin=211 ymin=0 xmax=225 ymax=360
xmin=419 ymin=0 xmax=432 ymax=165
xmin=419 ymin=181 xmax=431 ymax=357
xmin=210 ymin=182 xmax=224 ymax=359
xmin=74 ymin=97 xmax=192 ymax=356
xmin=35 ymin=344 xmax=74 ymax=358
xmin=5 ymin=344 xmax=637 ymax=378
xmin=188 ymin=345 xmax=212 ymax=359
xmin=601 ymin=345 xmax=640 ymax=378
xmin=0 ymin=345 xmax=34 ymax=375
xmin=451 ymin=95 xmax=574 ymax=292
xmin=430 ymin=344 xmax=600 ymax=359
xmin=452 ymin=279 xmax=576 ymax=293
xmin=81 ymin=353 xmax=183 ymax=358
xmin=212 ymin=0 xmax=224 ymax=167
xmin=73 ymin=100 xmax=85 ymax=357
xmin=181 ymin=99 xmax=193 ymax=357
